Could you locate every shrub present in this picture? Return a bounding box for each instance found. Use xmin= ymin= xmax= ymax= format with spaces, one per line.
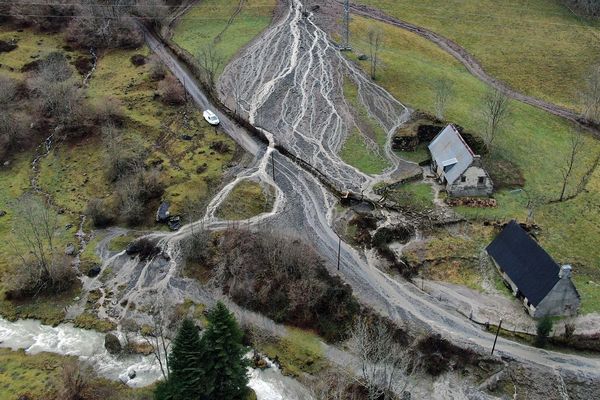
xmin=10 ymin=0 xmax=77 ymax=32
xmin=130 ymin=54 xmax=147 ymax=66
xmin=213 ymin=229 xmax=360 ymax=341
xmin=66 ymin=13 xmax=143 ymax=50
xmin=94 ymin=97 xmax=125 ymax=127
xmin=86 ymin=198 xmax=115 ymax=228
xmin=148 ymin=55 xmax=167 ymax=81
xmin=158 ymin=75 xmax=186 ymax=105
xmin=535 ymin=317 xmax=553 ymax=348
xmin=210 ymin=141 xmax=231 ymax=154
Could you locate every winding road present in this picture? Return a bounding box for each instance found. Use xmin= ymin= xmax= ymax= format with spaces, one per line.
xmin=115 ymin=0 xmax=600 ymax=392
xmin=346 ymin=1 xmax=599 ymax=136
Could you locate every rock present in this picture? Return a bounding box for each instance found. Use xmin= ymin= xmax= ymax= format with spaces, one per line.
xmin=358 ymin=54 xmax=369 ymax=61
xmin=311 ymin=4 xmax=320 ymax=11
xmin=3 ymin=161 xmax=9 ymax=166
xmin=0 ymin=210 xmax=6 ymax=217
xmin=65 ymin=223 xmax=73 ymax=230
xmin=87 ymin=265 xmax=101 ymax=278
xmin=126 ymin=242 xmax=141 ymax=255
xmin=180 ymin=134 xmax=193 ymax=141
xmin=128 ymin=369 xmax=137 ymax=379
xmin=104 ymin=333 xmax=122 ymax=354
xmin=196 ymin=163 xmax=208 ymax=174
xmin=65 ymin=244 xmax=76 ymax=256
xmin=0 ymin=40 xmax=17 ymax=53
xmin=167 ymin=216 xmax=182 ymax=231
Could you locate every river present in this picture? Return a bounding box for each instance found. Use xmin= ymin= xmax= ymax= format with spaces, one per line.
xmin=0 ymin=317 xmax=312 ymax=400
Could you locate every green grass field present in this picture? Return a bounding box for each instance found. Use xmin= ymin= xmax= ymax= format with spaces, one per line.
xmin=387 ymin=182 xmax=434 ymax=211
xmin=216 ymin=179 xmax=274 ymax=220
xmin=340 ymin=78 xmax=391 ymax=174
xmin=347 ymin=15 xmax=600 ymax=313
xmin=173 ymin=0 xmax=276 ymax=78
xmin=355 ymin=0 xmax=600 ymax=112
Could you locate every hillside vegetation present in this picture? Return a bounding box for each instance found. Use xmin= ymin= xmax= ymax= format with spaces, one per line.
xmin=356 ymin=0 xmax=600 ymax=112
xmin=347 ymin=15 xmax=600 ymax=313
xmin=0 ymin=25 xmax=237 ymax=323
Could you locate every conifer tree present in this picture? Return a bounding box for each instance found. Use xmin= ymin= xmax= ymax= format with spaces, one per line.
xmin=201 ymin=302 xmax=249 ymax=400
xmin=156 ymin=318 xmax=205 ymax=400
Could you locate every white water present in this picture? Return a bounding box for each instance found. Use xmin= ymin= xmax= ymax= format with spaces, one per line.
xmin=0 ymin=318 xmax=312 ymax=399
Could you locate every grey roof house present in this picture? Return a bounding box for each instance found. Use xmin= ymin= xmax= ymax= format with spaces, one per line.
xmin=486 ymin=221 xmax=580 ymax=318
xmin=428 ymin=125 xmax=493 ymax=197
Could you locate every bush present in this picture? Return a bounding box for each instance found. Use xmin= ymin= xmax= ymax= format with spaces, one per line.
xmin=66 ymin=13 xmax=143 ymax=50
xmin=214 ymin=229 xmax=360 ymax=341
xmin=159 ymin=75 xmax=186 ymax=105
xmin=10 ymin=0 xmax=77 ymax=32
xmin=148 ymin=56 xmax=167 ymax=81
xmin=130 ymin=54 xmax=147 ymax=66
xmin=86 ymin=198 xmax=115 ymax=228
xmin=94 ymin=97 xmax=125 ymax=127
xmin=116 ymin=169 xmax=164 ymax=226
xmin=535 ymin=317 xmax=553 ymax=348
xmin=210 ymin=140 xmax=231 ymax=154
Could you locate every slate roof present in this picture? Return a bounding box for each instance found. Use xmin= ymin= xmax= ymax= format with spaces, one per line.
xmin=428 ymin=125 xmax=475 ymax=185
xmin=486 ymin=220 xmax=560 ymax=307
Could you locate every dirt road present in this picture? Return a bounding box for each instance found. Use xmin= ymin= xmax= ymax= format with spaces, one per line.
xmin=346 ymin=1 xmax=599 ymax=136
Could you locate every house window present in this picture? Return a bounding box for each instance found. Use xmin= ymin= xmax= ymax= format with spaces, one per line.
xmin=478 ymin=176 xmax=485 ymax=185
xmin=460 ymin=176 xmax=466 ymax=183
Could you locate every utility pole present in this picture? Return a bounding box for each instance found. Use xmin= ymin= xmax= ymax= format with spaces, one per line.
xmin=341 ymin=0 xmax=351 ymax=51
xmin=491 ymin=319 xmax=503 ymax=355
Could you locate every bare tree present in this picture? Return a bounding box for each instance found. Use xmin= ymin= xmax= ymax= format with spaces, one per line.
xmin=198 ymin=45 xmax=224 ymax=88
xmin=9 ymin=195 xmax=75 ymax=297
xmin=481 ymin=88 xmax=511 ymax=150
xmin=582 ymin=64 xmax=600 ymax=123
xmin=558 ymin=129 xmax=584 ymax=201
xmin=141 ymin=304 xmax=174 ymax=380
xmin=348 ymin=316 xmax=414 ymax=400
xmin=310 ymin=367 xmax=357 ymax=400
xmin=59 ymin=359 xmax=93 ymax=400
xmin=0 ymin=76 xmax=18 ymax=106
xmin=433 ymin=77 xmax=454 ymax=120
xmin=367 ymin=26 xmax=383 ymax=80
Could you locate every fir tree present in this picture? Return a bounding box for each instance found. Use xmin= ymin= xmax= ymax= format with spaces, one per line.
xmin=201 ymin=302 xmax=249 ymax=400
xmin=156 ymin=318 xmax=205 ymax=400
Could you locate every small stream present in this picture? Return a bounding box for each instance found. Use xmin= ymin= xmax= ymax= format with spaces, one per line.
xmin=0 ymin=318 xmax=313 ymax=399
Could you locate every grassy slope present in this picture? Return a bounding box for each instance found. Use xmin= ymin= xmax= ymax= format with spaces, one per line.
xmin=173 ymin=0 xmax=276 ymax=77
xmin=216 ymin=179 xmax=274 ymax=220
xmin=387 ymin=182 xmax=434 ymax=211
xmin=348 ymin=16 xmax=600 ymax=313
xmin=355 ymin=0 xmax=600 ymax=111
xmin=340 ymin=78 xmax=391 ymax=174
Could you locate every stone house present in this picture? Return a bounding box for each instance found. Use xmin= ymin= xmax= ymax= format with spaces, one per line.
xmin=428 ymin=125 xmax=493 ymax=197
xmin=486 ymin=220 xmax=580 ymax=318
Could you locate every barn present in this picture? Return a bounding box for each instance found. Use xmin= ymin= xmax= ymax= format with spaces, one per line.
xmin=486 ymin=221 xmax=580 ymax=318
xmin=428 ymin=124 xmax=493 ymax=197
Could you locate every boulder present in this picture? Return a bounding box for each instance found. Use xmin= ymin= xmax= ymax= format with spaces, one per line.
xmin=128 ymin=369 xmax=137 ymax=379
xmin=358 ymin=54 xmax=369 ymax=61
xmin=167 ymin=216 xmax=182 ymax=231
xmin=87 ymin=265 xmax=101 ymax=278
xmin=0 ymin=210 xmax=6 ymax=217
xmin=104 ymin=333 xmax=122 ymax=354
xmin=0 ymin=40 xmax=17 ymax=53
xmin=65 ymin=244 xmax=76 ymax=256
xmin=180 ymin=134 xmax=193 ymax=141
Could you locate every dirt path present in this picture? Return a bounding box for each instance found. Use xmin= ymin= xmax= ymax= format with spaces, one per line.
xmin=346 ymin=2 xmax=600 ymax=137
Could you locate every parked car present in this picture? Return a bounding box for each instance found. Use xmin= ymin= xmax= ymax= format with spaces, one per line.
xmin=203 ymin=109 xmax=220 ymax=126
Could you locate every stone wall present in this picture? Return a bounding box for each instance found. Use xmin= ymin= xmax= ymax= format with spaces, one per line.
xmin=534 ymin=279 xmax=580 ymax=317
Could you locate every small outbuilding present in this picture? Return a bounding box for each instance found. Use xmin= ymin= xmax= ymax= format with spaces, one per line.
xmin=428 ymin=125 xmax=492 ymax=197
xmin=486 ymin=220 xmax=580 ymax=318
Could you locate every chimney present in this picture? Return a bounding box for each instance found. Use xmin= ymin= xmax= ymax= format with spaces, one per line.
xmin=559 ymin=265 xmax=572 ymax=279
